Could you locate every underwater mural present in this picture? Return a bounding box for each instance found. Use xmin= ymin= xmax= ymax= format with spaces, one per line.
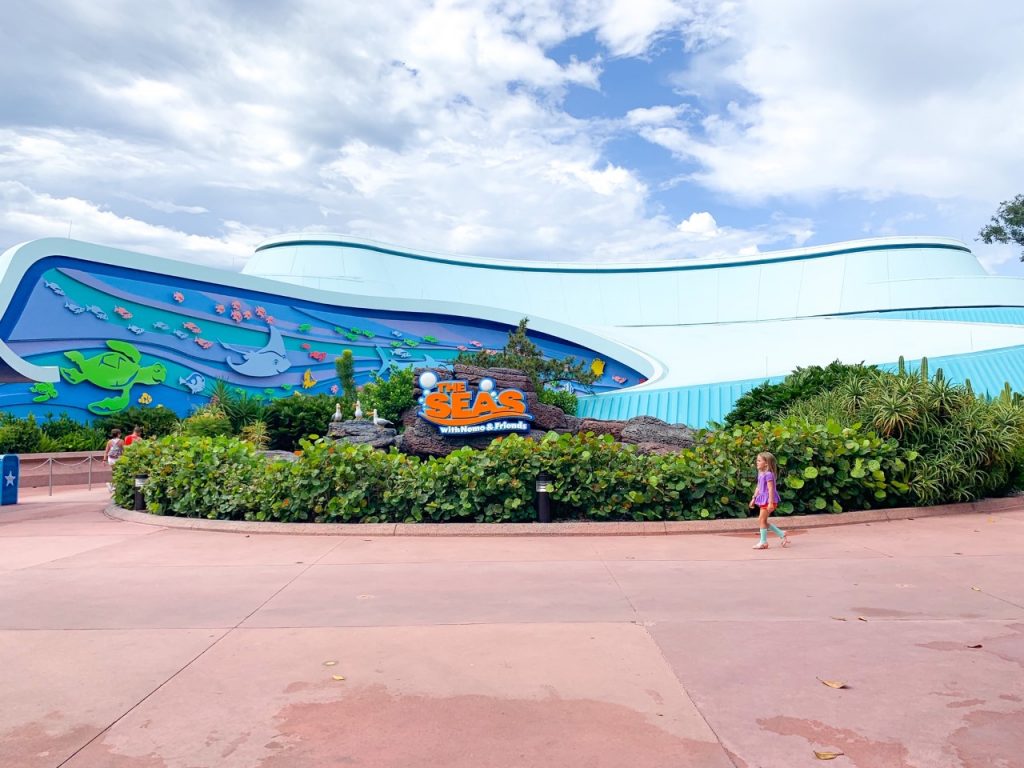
xmin=0 ymin=257 xmax=643 ymax=421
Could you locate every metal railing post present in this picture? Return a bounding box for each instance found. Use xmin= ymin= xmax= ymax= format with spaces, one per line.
xmin=88 ymin=455 xmax=93 ymax=490
xmin=48 ymin=457 xmax=53 ymax=496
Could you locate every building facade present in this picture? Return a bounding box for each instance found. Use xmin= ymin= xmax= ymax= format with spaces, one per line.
xmin=2 ymin=235 xmax=1023 ymax=425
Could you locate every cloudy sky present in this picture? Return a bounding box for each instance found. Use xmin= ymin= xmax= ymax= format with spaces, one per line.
xmin=2 ymin=0 xmax=1023 ymax=274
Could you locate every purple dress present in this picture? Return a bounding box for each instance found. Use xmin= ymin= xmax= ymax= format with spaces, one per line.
xmin=754 ymin=471 xmax=780 ymax=506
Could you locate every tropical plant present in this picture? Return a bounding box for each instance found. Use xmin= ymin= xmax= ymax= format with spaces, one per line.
xmin=455 ymin=318 xmax=599 ymax=392
xmin=207 ymin=380 xmax=268 ymax=433
xmin=537 ymin=386 xmax=579 ymax=415
xmin=335 ymin=350 xmax=357 ymax=419
xmin=240 ymin=420 xmax=271 ymax=450
xmin=723 ymin=361 xmax=876 ymax=427
xmin=264 ymin=393 xmax=337 ymax=450
xmin=0 ymin=414 xmax=44 ymax=453
xmin=94 ymin=405 xmax=180 ymax=439
xmin=359 ymin=365 xmax=416 ymax=425
xmin=178 ymin=403 xmax=233 ymax=438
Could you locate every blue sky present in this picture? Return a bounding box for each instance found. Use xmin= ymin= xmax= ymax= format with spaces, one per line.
xmin=2 ymin=0 xmax=1023 ymax=274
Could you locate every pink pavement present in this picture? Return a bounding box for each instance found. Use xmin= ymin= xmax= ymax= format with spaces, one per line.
xmin=0 ymin=487 xmax=1022 ymax=768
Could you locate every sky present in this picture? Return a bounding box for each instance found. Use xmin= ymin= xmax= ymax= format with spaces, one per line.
xmin=2 ymin=0 xmax=1023 ymax=274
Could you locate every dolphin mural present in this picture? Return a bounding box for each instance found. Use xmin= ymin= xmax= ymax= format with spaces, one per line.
xmin=222 ymin=325 xmax=292 ymax=377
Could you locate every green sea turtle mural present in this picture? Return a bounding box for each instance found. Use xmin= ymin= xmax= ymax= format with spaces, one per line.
xmin=60 ymin=340 xmax=167 ymax=415
xmin=30 ymin=382 xmax=58 ymax=402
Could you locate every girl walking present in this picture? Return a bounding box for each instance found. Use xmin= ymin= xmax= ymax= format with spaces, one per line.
xmin=104 ymin=428 xmax=124 ymax=494
xmin=749 ymin=451 xmax=789 ymax=549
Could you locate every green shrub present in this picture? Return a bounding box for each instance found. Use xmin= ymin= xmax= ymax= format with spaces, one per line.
xmin=724 ymin=361 xmax=876 ymax=427
xmin=255 ymin=438 xmax=416 ymax=522
xmin=208 ymin=380 xmax=268 ymax=433
xmin=538 ymin=387 xmax=578 ymax=415
xmin=95 ymin=405 xmax=179 ymax=439
xmin=38 ymin=413 xmax=105 ymax=451
xmin=0 ymin=415 xmax=44 ymax=454
xmin=264 ymin=393 xmax=337 ymax=450
xmin=359 ymin=366 xmax=416 ymax=426
xmin=178 ymin=404 xmax=233 ymax=438
xmin=335 ymin=350 xmax=357 ymax=419
xmin=112 ymin=435 xmax=266 ymax=519
xmin=120 ymin=408 xmax=1024 ymax=524
xmin=783 ymin=367 xmax=1024 ymax=505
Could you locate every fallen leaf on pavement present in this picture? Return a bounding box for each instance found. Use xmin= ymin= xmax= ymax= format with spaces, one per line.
xmin=323 ymin=661 xmax=338 ymax=667
xmin=831 ymin=616 xmax=847 ymax=621
xmin=971 ymin=587 xmax=982 ymax=591
xmin=332 ymin=675 xmax=346 ymax=681
xmin=967 ymin=644 xmax=983 ymax=649
xmin=817 ymin=678 xmax=848 ymax=689
xmin=857 ymin=616 xmax=868 ymax=622
xmin=814 ymin=751 xmax=845 ymax=760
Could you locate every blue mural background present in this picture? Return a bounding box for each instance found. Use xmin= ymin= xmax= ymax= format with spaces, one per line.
xmin=0 ymin=257 xmax=642 ymax=421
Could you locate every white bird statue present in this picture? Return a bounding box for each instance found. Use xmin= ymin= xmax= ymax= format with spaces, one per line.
xmin=372 ymin=409 xmax=393 ymax=428
xmin=331 ymin=403 xmax=343 ymax=423
xmin=354 ymin=399 xmax=363 ymax=419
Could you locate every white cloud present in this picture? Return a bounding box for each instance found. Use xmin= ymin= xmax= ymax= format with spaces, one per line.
xmin=642 ymin=0 xmax=1024 ymax=205
xmin=13 ymin=0 xmax=1006 ymax=276
xmin=0 ymin=182 xmax=260 ymax=269
xmin=676 ymin=211 xmax=720 ymax=239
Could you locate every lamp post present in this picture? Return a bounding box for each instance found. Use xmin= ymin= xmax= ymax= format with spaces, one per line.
xmin=535 ymin=472 xmax=553 ymax=523
xmin=133 ymin=475 xmax=148 ymax=511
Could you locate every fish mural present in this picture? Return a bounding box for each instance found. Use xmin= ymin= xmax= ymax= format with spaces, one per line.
xmin=222 ymin=325 xmax=292 ymax=377
xmin=3 ymin=265 xmax=642 ymax=420
xmin=60 ymin=340 xmax=167 ymax=415
xmin=172 ymin=292 xmax=185 ymax=303
xmin=611 ymin=375 xmax=627 ymax=385
xmin=138 ymin=392 xmax=153 ymax=405
xmin=179 ymin=372 xmax=206 ymax=394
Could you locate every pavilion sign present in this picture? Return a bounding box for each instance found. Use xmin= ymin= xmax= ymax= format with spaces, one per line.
xmin=416 ymin=371 xmax=533 ymax=436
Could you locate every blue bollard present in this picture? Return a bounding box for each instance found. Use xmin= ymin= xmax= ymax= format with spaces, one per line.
xmin=1 ymin=454 xmax=19 ymax=506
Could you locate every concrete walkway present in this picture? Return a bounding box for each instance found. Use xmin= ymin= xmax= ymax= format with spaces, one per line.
xmin=1 ymin=488 xmax=1023 ymax=767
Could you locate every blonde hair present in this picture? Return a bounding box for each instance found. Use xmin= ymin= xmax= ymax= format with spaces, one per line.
xmin=757 ymin=451 xmax=779 ymax=477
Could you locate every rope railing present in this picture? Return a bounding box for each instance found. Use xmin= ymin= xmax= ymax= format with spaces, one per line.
xmin=17 ymin=453 xmax=108 ymax=496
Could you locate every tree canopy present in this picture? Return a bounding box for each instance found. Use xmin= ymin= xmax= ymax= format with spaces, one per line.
xmin=978 ymin=194 xmax=1024 ymax=260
